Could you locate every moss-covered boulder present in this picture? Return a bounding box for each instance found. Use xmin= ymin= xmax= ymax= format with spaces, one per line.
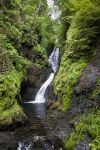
xmin=0 ymin=69 xmax=27 ymax=126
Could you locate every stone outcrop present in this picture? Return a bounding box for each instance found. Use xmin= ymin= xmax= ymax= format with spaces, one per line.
xmin=74 ymin=41 xmax=100 ymax=97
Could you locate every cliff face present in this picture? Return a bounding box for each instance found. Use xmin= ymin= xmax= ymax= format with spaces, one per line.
xmin=53 ymin=0 xmax=100 ymax=149
xmin=74 ymin=40 xmax=100 ymax=99
xmin=0 ymin=0 xmax=54 ymax=126
xmin=54 ymin=0 xmax=100 ymax=109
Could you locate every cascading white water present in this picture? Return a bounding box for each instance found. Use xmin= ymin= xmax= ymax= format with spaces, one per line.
xmin=49 ymin=47 xmax=59 ymax=72
xmin=34 ymin=73 xmax=54 ymax=103
xmin=17 ymin=1 xmax=60 ymax=150
xmin=25 ymin=0 xmax=60 ymax=104
xmin=27 ymin=48 xmax=59 ymax=104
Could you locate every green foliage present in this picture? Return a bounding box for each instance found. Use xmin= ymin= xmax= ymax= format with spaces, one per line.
xmin=0 ymin=0 xmax=54 ymax=125
xmin=0 ymin=102 xmax=26 ymax=125
xmin=0 ymin=33 xmax=31 ymax=73
xmin=37 ymin=15 xmax=55 ymax=48
xmin=54 ymin=0 xmax=100 ymax=111
xmin=56 ymin=0 xmax=100 ymax=56
xmin=65 ymin=109 xmax=100 ymax=150
xmin=54 ymin=2 xmax=100 ymax=150
xmin=0 ymin=0 xmax=54 ymax=64
xmin=0 ymin=69 xmax=26 ymax=125
xmin=33 ymin=44 xmax=48 ymax=67
xmin=65 ymin=138 xmax=76 ymax=150
xmin=55 ymin=0 xmax=73 ymax=49
xmin=91 ymin=77 xmax=100 ymax=101
xmin=54 ymin=55 xmax=87 ymax=111
xmin=66 ymin=0 xmax=100 ymax=58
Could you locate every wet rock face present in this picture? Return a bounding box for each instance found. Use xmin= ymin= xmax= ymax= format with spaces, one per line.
xmin=17 ymin=135 xmax=64 ymax=150
xmin=74 ymin=140 xmax=90 ymax=150
xmin=46 ymin=85 xmax=57 ymax=109
xmin=20 ymin=66 xmax=51 ymax=101
xmin=21 ymin=43 xmax=43 ymax=61
xmin=46 ymin=135 xmax=65 ymax=150
xmin=74 ymin=65 xmax=100 ymax=94
xmin=0 ymin=132 xmax=17 ymax=150
xmin=0 ymin=132 xmax=65 ymax=150
xmin=74 ymin=41 xmax=100 ymax=95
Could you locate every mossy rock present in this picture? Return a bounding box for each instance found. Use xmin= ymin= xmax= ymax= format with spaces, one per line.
xmin=65 ymin=109 xmax=100 ymax=150
xmin=0 ymin=102 xmax=26 ymax=126
xmin=91 ymin=77 xmax=100 ymax=101
xmin=65 ymin=139 xmax=76 ymax=150
xmin=54 ymin=56 xmax=87 ymax=111
xmin=0 ymin=69 xmax=26 ymax=125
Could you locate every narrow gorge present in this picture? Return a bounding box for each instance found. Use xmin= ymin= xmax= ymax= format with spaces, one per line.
xmin=0 ymin=0 xmax=100 ymax=150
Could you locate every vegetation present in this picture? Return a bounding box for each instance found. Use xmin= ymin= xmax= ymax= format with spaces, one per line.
xmin=53 ymin=0 xmax=100 ymax=149
xmin=0 ymin=69 xmax=27 ymax=125
xmin=0 ymin=0 xmax=100 ymax=149
xmin=54 ymin=0 xmax=100 ymax=110
xmin=54 ymin=57 xmax=87 ymax=111
xmin=0 ymin=0 xmax=55 ymax=125
xmin=65 ymin=109 xmax=100 ymax=150
xmin=92 ymin=77 xmax=100 ymax=101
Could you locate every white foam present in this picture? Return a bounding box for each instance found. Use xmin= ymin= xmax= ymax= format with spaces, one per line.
xmin=26 ymin=48 xmax=59 ymax=104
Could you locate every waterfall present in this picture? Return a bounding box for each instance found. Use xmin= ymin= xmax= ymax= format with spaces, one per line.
xmin=27 ymin=48 xmax=59 ymax=104
xmin=34 ymin=73 xmax=54 ymax=103
xmin=49 ymin=48 xmax=59 ymax=72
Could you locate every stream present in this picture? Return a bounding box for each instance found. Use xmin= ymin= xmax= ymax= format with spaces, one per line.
xmin=16 ymin=48 xmax=62 ymax=150
xmin=0 ymin=48 xmax=64 ymax=150
xmin=17 ymin=1 xmax=62 ymax=148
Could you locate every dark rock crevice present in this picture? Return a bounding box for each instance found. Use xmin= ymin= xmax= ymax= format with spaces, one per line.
xmin=20 ymin=65 xmax=52 ymax=102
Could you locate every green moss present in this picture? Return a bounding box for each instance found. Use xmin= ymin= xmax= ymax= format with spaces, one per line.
xmin=0 ymin=69 xmax=26 ymax=125
xmin=92 ymin=77 xmax=100 ymax=101
xmin=65 ymin=138 xmax=77 ymax=150
xmin=54 ymin=55 xmax=87 ymax=111
xmin=54 ymin=1 xmax=100 ymax=149
xmin=33 ymin=44 xmax=48 ymax=68
xmin=53 ymin=0 xmax=100 ymax=111
xmin=0 ymin=0 xmax=54 ymax=125
xmin=66 ymin=0 xmax=100 ymax=58
xmin=0 ymin=0 xmax=54 ymax=68
xmin=65 ymin=109 xmax=100 ymax=150
xmin=0 ymin=102 xmax=26 ymax=125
